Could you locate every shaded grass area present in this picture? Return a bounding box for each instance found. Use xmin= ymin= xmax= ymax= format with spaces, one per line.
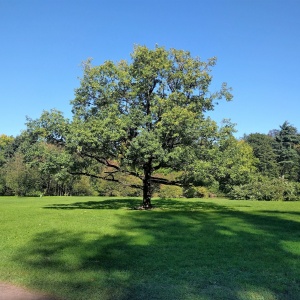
xmin=0 ymin=196 xmax=300 ymax=299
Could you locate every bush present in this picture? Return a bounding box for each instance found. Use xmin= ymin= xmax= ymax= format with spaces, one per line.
xmin=159 ymin=185 xmax=183 ymax=199
xmin=229 ymin=177 xmax=300 ymax=201
xmin=195 ymin=186 xmax=209 ymax=198
xmin=183 ymin=186 xmax=209 ymax=198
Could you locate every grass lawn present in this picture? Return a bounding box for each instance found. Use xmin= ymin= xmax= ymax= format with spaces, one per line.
xmin=0 ymin=196 xmax=299 ymax=300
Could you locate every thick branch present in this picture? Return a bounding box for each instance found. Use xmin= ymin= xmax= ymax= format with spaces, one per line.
xmin=80 ymin=151 xmax=140 ymax=177
xmin=150 ymin=176 xmax=182 ymax=186
xmin=75 ymin=151 xmax=143 ymax=180
xmin=75 ymin=152 xmax=182 ymax=189
xmin=69 ymin=171 xmax=142 ymax=189
xmin=79 ymin=151 xmax=116 ymax=168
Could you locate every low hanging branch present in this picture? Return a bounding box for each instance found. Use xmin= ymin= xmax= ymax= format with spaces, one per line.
xmin=69 ymin=170 xmax=143 ymax=190
xmin=72 ymin=151 xmax=183 ymax=192
xmin=79 ymin=151 xmax=142 ymax=179
xmin=150 ymin=176 xmax=182 ymax=186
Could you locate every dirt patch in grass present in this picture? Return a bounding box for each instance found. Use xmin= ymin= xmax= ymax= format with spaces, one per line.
xmin=0 ymin=283 xmax=60 ymax=300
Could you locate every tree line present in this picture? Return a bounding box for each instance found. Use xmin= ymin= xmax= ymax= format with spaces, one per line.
xmin=1 ymin=46 xmax=299 ymax=205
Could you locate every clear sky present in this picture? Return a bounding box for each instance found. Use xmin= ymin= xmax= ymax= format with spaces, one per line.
xmin=1 ymin=0 xmax=299 ymax=138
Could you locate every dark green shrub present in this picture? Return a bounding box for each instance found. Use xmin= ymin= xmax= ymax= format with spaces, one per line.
xmin=229 ymin=177 xmax=300 ymax=201
xmin=183 ymin=186 xmax=209 ymax=198
xmin=183 ymin=186 xmax=196 ymax=198
xmin=195 ymin=186 xmax=209 ymax=198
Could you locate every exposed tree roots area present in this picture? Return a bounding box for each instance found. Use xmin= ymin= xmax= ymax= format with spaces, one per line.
xmin=133 ymin=205 xmax=154 ymax=210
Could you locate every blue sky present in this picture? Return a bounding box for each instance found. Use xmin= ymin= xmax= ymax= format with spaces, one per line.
xmin=1 ymin=0 xmax=299 ymax=138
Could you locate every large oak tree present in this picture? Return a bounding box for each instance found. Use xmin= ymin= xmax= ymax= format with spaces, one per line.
xmin=68 ymin=45 xmax=232 ymax=208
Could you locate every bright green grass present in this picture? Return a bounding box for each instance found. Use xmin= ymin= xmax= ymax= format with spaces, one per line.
xmin=0 ymin=196 xmax=299 ymax=300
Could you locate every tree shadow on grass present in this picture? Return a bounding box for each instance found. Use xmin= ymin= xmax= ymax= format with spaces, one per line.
xmin=15 ymin=201 xmax=300 ymax=300
xmin=43 ymin=198 xmax=230 ymax=211
xmin=259 ymin=210 xmax=300 ymax=217
xmin=44 ymin=198 xmax=142 ymax=210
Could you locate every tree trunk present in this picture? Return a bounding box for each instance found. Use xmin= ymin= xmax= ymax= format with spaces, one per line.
xmin=142 ymin=161 xmax=152 ymax=209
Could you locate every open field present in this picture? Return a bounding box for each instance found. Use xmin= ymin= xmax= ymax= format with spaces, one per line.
xmin=0 ymin=196 xmax=299 ymax=300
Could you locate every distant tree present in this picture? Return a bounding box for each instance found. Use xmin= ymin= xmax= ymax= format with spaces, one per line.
xmin=4 ymin=152 xmax=41 ymax=196
xmin=28 ymin=142 xmax=74 ymax=195
xmin=245 ymin=133 xmax=279 ymax=178
xmin=0 ymin=134 xmax=14 ymax=167
xmin=24 ymin=111 xmax=77 ymax=195
xmin=25 ymin=109 xmax=69 ymax=146
xmin=212 ymin=136 xmax=257 ymax=193
xmin=273 ymin=121 xmax=300 ymax=180
xmin=67 ymin=45 xmax=232 ymax=208
xmin=0 ymin=134 xmax=15 ymax=195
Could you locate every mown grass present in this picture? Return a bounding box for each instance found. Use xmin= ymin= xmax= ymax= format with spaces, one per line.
xmin=0 ymin=196 xmax=299 ymax=300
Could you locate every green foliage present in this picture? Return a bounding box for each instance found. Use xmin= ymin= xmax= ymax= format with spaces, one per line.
xmin=4 ymin=153 xmax=42 ymax=196
xmin=0 ymin=175 xmax=6 ymax=195
xmin=273 ymin=121 xmax=300 ymax=180
xmin=96 ymin=180 xmax=121 ymax=197
xmin=72 ymin=176 xmax=97 ymax=196
xmin=68 ymin=45 xmax=232 ymax=205
xmin=158 ymin=184 xmax=209 ymax=199
xmin=0 ymin=134 xmax=14 ymax=167
xmin=95 ymin=175 xmax=142 ymax=197
xmin=229 ymin=177 xmax=300 ymax=201
xmin=183 ymin=186 xmax=209 ymax=198
xmin=25 ymin=109 xmax=69 ymax=146
xmin=10 ymin=123 xmax=76 ymax=196
xmin=188 ymin=128 xmax=258 ymax=193
xmin=245 ymin=133 xmax=279 ymax=177
xmin=215 ymin=137 xmax=258 ymax=192
xmin=158 ymin=185 xmax=183 ymax=199
xmin=0 ymin=135 xmax=15 ymax=195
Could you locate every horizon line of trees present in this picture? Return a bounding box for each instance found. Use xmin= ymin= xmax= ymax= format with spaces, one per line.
xmin=1 ymin=120 xmax=300 ymax=201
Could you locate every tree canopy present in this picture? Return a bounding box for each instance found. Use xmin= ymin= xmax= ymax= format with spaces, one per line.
xmin=68 ymin=45 xmax=233 ymax=207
